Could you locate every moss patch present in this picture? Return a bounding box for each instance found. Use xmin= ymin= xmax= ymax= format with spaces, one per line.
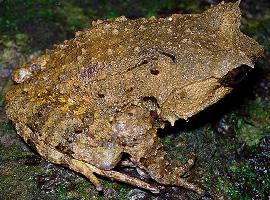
xmin=230 ymin=97 xmax=270 ymax=147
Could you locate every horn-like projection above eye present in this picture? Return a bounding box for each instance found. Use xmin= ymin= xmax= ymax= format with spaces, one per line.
xmin=218 ymin=64 xmax=252 ymax=87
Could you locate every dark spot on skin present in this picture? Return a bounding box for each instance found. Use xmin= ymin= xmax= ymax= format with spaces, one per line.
xmin=80 ymin=66 xmax=97 ymax=78
xmin=138 ymin=59 xmax=149 ymax=66
xmin=178 ymin=90 xmax=187 ymax=100
xmin=150 ymin=68 xmax=160 ymax=75
xmin=55 ymin=142 xmax=74 ymax=155
xmin=30 ymin=63 xmax=41 ymax=71
xmin=142 ymin=59 xmax=149 ymax=64
xmin=66 ymin=136 xmax=74 ymax=144
xmin=98 ymin=93 xmax=105 ymax=98
xmin=156 ymin=49 xmax=176 ymax=63
xmin=219 ymin=64 xmax=252 ymax=87
xmin=74 ymin=128 xmax=83 ymax=134
xmin=150 ymin=110 xmax=159 ymax=119
xmin=127 ymin=112 xmax=134 ymax=117
xmin=142 ymin=96 xmax=159 ymax=107
xmin=82 ymin=110 xmax=94 ymax=125
xmin=125 ymin=85 xmax=134 ymax=92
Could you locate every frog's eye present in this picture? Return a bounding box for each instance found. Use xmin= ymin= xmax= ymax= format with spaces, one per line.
xmin=218 ymin=64 xmax=252 ymax=87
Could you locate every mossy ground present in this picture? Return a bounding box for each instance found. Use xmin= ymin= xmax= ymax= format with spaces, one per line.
xmin=0 ymin=0 xmax=270 ymax=199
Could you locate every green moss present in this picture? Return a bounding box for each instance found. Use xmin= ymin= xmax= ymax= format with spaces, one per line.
xmin=15 ymin=33 xmax=30 ymax=46
xmin=0 ymin=95 xmax=3 ymax=105
xmin=216 ymin=177 xmax=233 ymax=196
xmin=100 ymin=180 xmax=129 ymax=199
xmin=59 ymin=2 xmax=89 ymax=33
xmin=229 ymin=162 xmax=270 ymax=199
xmin=57 ymin=182 xmax=77 ymax=200
xmin=242 ymin=11 xmax=270 ymax=52
xmin=74 ymin=180 xmax=94 ymax=198
xmin=116 ymin=186 xmax=129 ymax=200
xmin=101 ymin=179 xmax=118 ymax=189
xmin=0 ymin=121 xmax=13 ymax=132
xmin=0 ymin=161 xmax=46 ymax=199
xmin=230 ymin=97 xmax=270 ymax=147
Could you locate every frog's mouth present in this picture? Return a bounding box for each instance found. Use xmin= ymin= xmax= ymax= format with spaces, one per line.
xmin=218 ymin=64 xmax=252 ymax=87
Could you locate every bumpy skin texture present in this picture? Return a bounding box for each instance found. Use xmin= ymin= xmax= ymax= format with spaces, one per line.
xmin=5 ymin=2 xmax=263 ymax=194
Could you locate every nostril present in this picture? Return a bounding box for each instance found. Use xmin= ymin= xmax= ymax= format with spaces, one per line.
xmin=218 ymin=64 xmax=252 ymax=87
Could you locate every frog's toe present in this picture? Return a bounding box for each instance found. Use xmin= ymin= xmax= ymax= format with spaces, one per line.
xmin=173 ymin=177 xmax=205 ymax=195
xmin=69 ymin=159 xmax=103 ymax=191
xmin=176 ymin=155 xmax=196 ymax=176
xmin=69 ymin=158 xmax=160 ymax=193
xmin=84 ymin=162 xmax=160 ymax=193
xmin=170 ymin=156 xmax=205 ymax=194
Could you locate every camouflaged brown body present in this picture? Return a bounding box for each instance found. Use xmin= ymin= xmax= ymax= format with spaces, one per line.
xmin=5 ymin=2 xmax=263 ymax=194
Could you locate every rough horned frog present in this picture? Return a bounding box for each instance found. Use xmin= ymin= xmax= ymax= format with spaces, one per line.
xmin=5 ymin=2 xmax=263 ymax=194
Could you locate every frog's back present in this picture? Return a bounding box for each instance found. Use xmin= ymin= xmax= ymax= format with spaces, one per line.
xmin=6 ymin=2 xmax=263 ymax=126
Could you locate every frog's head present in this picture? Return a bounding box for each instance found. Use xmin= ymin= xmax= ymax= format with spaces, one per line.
xmin=160 ymin=2 xmax=263 ymax=123
xmin=203 ymin=1 xmax=264 ymax=86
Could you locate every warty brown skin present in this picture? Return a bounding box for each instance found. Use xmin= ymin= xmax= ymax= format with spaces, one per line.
xmin=5 ymin=2 xmax=263 ymax=195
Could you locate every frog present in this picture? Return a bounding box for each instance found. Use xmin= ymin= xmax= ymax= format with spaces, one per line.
xmin=5 ymin=2 xmax=263 ymax=195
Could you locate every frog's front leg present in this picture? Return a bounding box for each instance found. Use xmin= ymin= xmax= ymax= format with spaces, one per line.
xmin=128 ymin=129 xmax=204 ymax=195
xmin=113 ymin=106 xmax=204 ymax=194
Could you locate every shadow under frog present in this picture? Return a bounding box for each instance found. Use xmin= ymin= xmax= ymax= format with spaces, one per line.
xmin=5 ymin=2 xmax=263 ymax=195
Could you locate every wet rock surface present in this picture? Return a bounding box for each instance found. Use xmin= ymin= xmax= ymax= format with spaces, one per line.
xmin=0 ymin=0 xmax=270 ymax=199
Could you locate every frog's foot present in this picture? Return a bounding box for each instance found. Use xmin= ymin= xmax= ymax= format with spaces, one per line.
xmin=171 ymin=156 xmax=196 ymax=177
xmin=142 ymin=156 xmax=204 ymax=195
xmin=169 ymin=170 xmax=205 ymax=195
xmin=129 ymin=132 xmax=205 ymax=195
xmin=68 ymin=159 xmax=160 ymax=193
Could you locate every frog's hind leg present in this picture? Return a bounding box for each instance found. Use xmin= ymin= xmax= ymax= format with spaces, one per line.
xmin=25 ymin=135 xmax=160 ymax=193
xmin=51 ymin=150 xmax=160 ymax=193
xmin=67 ymin=158 xmax=160 ymax=193
xmin=67 ymin=158 xmax=161 ymax=193
xmin=27 ymin=141 xmax=102 ymax=191
xmin=30 ymin=137 xmax=160 ymax=193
